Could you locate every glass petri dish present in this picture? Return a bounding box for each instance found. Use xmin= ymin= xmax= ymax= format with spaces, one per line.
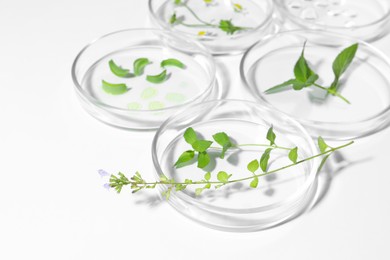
xmin=152 ymin=100 xmax=319 ymax=232
xmin=275 ymin=0 xmax=390 ymax=41
xmin=241 ymin=30 xmax=390 ymax=140
xmin=72 ymin=29 xmax=218 ymax=130
xmin=148 ymin=0 xmax=277 ymax=55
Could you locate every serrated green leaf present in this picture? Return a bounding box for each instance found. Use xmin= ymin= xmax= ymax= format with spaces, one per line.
xmin=330 ymin=43 xmax=359 ymax=90
xmin=260 ymin=148 xmax=272 ymax=172
xmin=217 ymin=171 xmax=231 ymax=183
xmin=192 ymin=140 xmax=213 ymax=153
xmin=101 ymin=80 xmax=129 ymax=95
xmin=250 ymin=177 xmax=259 ymax=188
xmin=288 ymin=147 xmax=298 ymax=164
xmin=161 ymin=58 xmax=185 ymax=69
xmin=204 ymin=172 xmax=211 ymax=181
xmin=133 ymin=58 xmax=151 ymax=76
xmin=247 ymin=159 xmax=259 ymax=173
xmin=318 ymin=136 xmax=328 ymax=153
xmin=212 ymin=132 xmax=233 ymax=159
xmin=146 ymin=70 xmax=167 ymax=84
xmin=108 ymin=60 xmax=131 ymax=78
xmin=183 ymin=127 xmax=197 ymax=145
xmin=264 ymin=79 xmax=296 ymax=94
xmin=174 ymin=150 xmax=195 ymax=168
xmin=266 ymin=126 xmax=276 ymax=146
xmin=197 ymin=152 xmax=210 ymax=168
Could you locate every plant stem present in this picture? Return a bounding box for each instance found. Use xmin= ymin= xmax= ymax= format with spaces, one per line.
xmin=313 ymin=83 xmax=351 ymax=104
xmin=182 ymin=3 xmax=214 ymax=26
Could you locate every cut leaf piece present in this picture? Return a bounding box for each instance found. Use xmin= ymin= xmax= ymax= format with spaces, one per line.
xmin=101 ymin=80 xmax=129 ymax=95
xmin=260 ymin=148 xmax=272 ymax=172
xmin=288 ymin=147 xmax=298 ymax=164
xmin=250 ymin=177 xmax=259 ymax=188
xmin=217 ymin=171 xmax=232 ymax=183
xmin=266 ymin=126 xmax=276 ymax=146
xmin=247 ymin=159 xmax=259 ymax=173
xmin=183 ymin=127 xmax=198 ymax=145
xmin=133 ymin=58 xmax=151 ymax=76
xmin=146 ymin=70 xmax=168 ymax=84
xmin=212 ymin=132 xmax=233 ymax=159
xmin=204 ymin=172 xmax=211 ymax=181
xmin=161 ymin=58 xmax=185 ymax=69
xmin=318 ymin=136 xmax=329 ymax=153
xmin=108 ymin=60 xmax=131 ymax=78
xmin=174 ymin=150 xmax=195 ymax=168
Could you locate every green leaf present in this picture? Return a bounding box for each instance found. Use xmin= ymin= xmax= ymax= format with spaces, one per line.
xmin=217 ymin=171 xmax=231 ymax=183
xmin=101 ymin=80 xmax=129 ymax=95
xmin=133 ymin=58 xmax=151 ymax=76
xmin=266 ymin=126 xmax=276 ymax=146
xmin=318 ymin=154 xmax=331 ymax=173
xmin=161 ymin=58 xmax=185 ymax=69
xmin=174 ymin=150 xmax=195 ymax=168
xmin=218 ymin=20 xmax=244 ymax=35
xmin=146 ymin=70 xmax=167 ymax=84
xmin=174 ymin=0 xmax=182 ymax=5
xmin=264 ymin=79 xmax=296 ymax=94
xmin=294 ymin=42 xmax=315 ymax=82
xmin=197 ymin=152 xmax=210 ymax=168
xmin=169 ymin=13 xmax=177 ymax=25
xmin=318 ymin=136 xmax=329 ymax=153
xmin=331 ymin=43 xmax=359 ymax=87
xmin=192 ymin=140 xmax=213 ymax=153
xmin=250 ymin=177 xmax=259 ymax=188
xmin=260 ymin=148 xmax=272 ymax=172
xmin=288 ymin=147 xmax=298 ymax=164
xmin=108 ymin=60 xmax=131 ymax=78
xmin=247 ymin=159 xmax=259 ymax=173
xmin=204 ymin=172 xmax=211 ymax=181
xmin=195 ymin=188 xmax=203 ymax=196
xmin=183 ymin=127 xmax=197 ymax=145
xmin=212 ymin=132 xmax=233 ymax=159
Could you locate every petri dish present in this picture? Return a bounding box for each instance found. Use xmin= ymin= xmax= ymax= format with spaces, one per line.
xmin=275 ymin=0 xmax=390 ymax=41
xmin=72 ymin=29 xmax=218 ymax=130
xmin=241 ymin=30 xmax=390 ymax=140
xmin=152 ymin=100 xmax=319 ymax=232
xmin=148 ymin=0 xmax=277 ymax=55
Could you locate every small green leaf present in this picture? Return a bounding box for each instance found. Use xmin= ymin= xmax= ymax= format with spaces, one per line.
xmin=247 ymin=159 xmax=259 ymax=173
xmin=183 ymin=127 xmax=197 ymax=145
xmin=264 ymin=79 xmax=296 ymax=94
xmin=108 ymin=60 xmax=131 ymax=78
xmin=250 ymin=177 xmax=259 ymax=188
xmin=146 ymin=70 xmax=168 ymax=84
xmin=195 ymin=188 xmax=203 ymax=196
xmin=332 ymin=43 xmax=359 ymax=82
xmin=219 ymin=20 xmax=244 ymax=35
xmin=174 ymin=0 xmax=182 ymax=5
xmin=192 ymin=140 xmax=213 ymax=153
xmin=169 ymin=13 xmax=177 ymax=25
xmin=204 ymin=172 xmax=211 ymax=181
xmin=161 ymin=58 xmax=185 ymax=69
xmin=288 ymin=147 xmax=298 ymax=164
xmin=318 ymin=154 xmax=331 ymax=173
xmin=318 ymin=136 xmax=329 ymax=153
xmin=133 ymin=58 xmax=151 ymax=76
xmin=204 ymin=183 xmax=211 ymax=189
xmin=212 ymin=132 xmax=233 ymax=159
xmin=174 ymin=150 xmax=195 ymax=168
xmin=294 ymin=42 xmax=315 ymax=82
xmin=217 ymin=171 xmax=231 ymax=183
xmin=101 ymin=80 xmax=129 ymax=95
xmin=260 ymin=148 xmax=272 ymax=172
xmin=197 ymin=152 xmax=210 ymax=168
xmin=266 ymin=126 xmax=276 ymax=146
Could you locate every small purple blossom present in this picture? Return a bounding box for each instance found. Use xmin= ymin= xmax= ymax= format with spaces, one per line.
xmin=98 ymin=169 xmax=110 ymax=178
xmin=103 ymin=183 xmax=111 ymax=191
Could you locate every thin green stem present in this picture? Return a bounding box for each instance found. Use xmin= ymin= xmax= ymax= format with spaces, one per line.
xmin=182 ymin=3 xmax=214 ymax=26
xmin=313 ymin=83 xmax=351 ymax=104
xmin=177 ymin=21 xmax=217 ymax=28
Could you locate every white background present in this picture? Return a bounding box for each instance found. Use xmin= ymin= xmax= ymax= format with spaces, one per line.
xmin=1 ymin=0 xmax=390 ymax=259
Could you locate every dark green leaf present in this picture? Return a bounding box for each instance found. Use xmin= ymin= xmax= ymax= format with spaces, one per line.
xmin=294 ymin=42 xmax=312 ymax=82
xmin=204 ymin=172 xmax=211 ymax=181
xmin=183 ymin=127 xmax=197 ymax=145
xmin=318 ymin=136 xmax=328 ymax=153
xmin=247 ymin=159 xmax=259 ymax=173
xmin=212 ymin=132 xmax=233 ymax=159
xmin=146 ymin=70 xmax=167 ymax=84
xmin=197 ymin=152 xmax=210 ymax=168
xmin=169 ymin=13 xmax=177 ymax=25
xmin=217 ymin=171 xmax=231 ymax=183
xmin=174 ymin=150 xmax=195 ymax=168
xmin=288 ymin=147 xmax=298 ymax=164
xmin=161 ymin=58 xmax=185 ymax=69
xmin=192 ymin=140 xmax=213 ymax=153
xmin=260 ymin=148 xmax=272 ymax=172
xmin=250 ymin=177 xmax=259 ymax=188
xmin=101 ymin=80 xmax=129 ymax=95
xmin=133 ymin=58 xmax=151 ymax=76
xmin=264 ymin=79 xmax=296 ymax=94
xmin=266 ymin=126 xmax=276 ymax=146
xmin=332 ymin=43 xmax=359 ymax=82
xmin=108 ymin=60 xmax=131 ymax=78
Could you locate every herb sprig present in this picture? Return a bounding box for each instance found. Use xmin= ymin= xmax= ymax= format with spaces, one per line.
xmin=170 ymin=0 xmax=251 ymax=35
xmin=265 ymin=42 xmax=359 ymax=104
xmin=106 ymin=126 xmax=354 ymax=199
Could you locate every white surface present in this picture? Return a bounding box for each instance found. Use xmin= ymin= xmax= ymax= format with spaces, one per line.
xmin=1 ymin=0 xmax=390 ymax=259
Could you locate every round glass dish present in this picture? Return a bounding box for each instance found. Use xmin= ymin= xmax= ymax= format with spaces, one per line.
xmin=72 ymin=29 xmax=218 ymax=130
xmin=275 ymin=0 xmax=390 ymax=41
xmin=152 ymin=100 xmax=319 ymax=232
xmin=148 ymin=0 xmax=277 ymax=55
xmin=241 ymin=30 xmax=390 ymax=140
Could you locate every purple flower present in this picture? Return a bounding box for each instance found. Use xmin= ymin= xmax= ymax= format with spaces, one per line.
xmin=98 ymin=169 xmax=110 ymax=178
xmin=103 ymin=183 xmax=111 ymax=190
